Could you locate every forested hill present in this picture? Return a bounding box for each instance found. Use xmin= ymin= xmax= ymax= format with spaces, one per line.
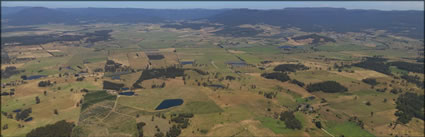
xmin=2 ymin=7 xmax=423 ymax=39
xmin=2 ymin=7 xmax=227 ymax=25
xmin=207 ymin=8 xmax=424 ymax=39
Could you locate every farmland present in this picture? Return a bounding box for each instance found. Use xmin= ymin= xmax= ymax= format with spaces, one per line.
xmin=1 ymin=19 xmax=424 ymax=137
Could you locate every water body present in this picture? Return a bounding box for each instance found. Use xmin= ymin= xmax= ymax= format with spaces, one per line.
xmin=119 ymin=91 xmax=134 ymax=96
xmin=13 ymin=109 xmax=21 ymax=113
xmin=26 ymin=75 xmax=47 ymax=80
xmin=208 ymin=84 xmax=225 ymax=89
xmin=227 ymin=61 xmax=247 ymax=67
xmin=155 ymin=99 xmax=184 ymax=110
xmin=278 ymin=45 xmax=296 ymax=49
xmin=112 ymin=75 xmax=120 ymax=80
xmin=180 ymin=61 xmax=194 ymax=65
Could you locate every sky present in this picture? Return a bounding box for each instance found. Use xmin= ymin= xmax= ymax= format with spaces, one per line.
xmin=2 ymin=1 xmax=424 ymax=11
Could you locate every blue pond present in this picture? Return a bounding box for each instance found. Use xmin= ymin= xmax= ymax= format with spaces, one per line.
xmin=155 ymin=99 xmax=184 ymax=110
xmin=24 ymin=117 xmax=33 ymax=122
xmin=121 ymin=87 xmax=130 ymax=90
xmin=278 ymin=45 xmax=296 ymax=49
xmin=180 ymin=61 xmax=194 ymax=65
xmin=119 ymin=91 xmax=134 ymax=96
xmin=13 ymin=109 xmax=22 ymax=113
xmin=112 ymin=76 xmax=120 ymax=80
xmin=26 ymin=75 xmax=47 ymax=80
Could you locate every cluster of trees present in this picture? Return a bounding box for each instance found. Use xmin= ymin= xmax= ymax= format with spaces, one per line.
xmin=1 ymin=66 xmax=23 ymax=79
xmin=348 ymin=116 xmax=365 ymax=129
xmin=136 ymin=122 xmax=146 ymax=137
xmin=161 ymin=113 xmax=194 ymax=137
xmin=388 ymin=61 xmax=424 ymax=74
xmin=103 ymin=81 xmax=124 ymax=91
xmin=290 ymin=79 xmax=305 ymax=87
xmin=306 ymin=81 xmax=348 ymax=93
xmin=151 ymin=82 xmax=166 ymax=88
xmin=353 ymin=56 xmax=392 ymax=75
xmin=104 ymin=60 xmax=133 ymax=72
xmin=2 ymin=29 xmax=112 ymax=46
xmin=292 ymin=34 xmax=336 ymax=44
xmin=225 ymin=75 xmax=236 ymax=81
xmin=26 ymin=120 xmax=74 ymax=137
xmin=213 ymin=26 xmax=264 ymax=37
xmin=187 ymin=68 xmax=208 ymax=75
xmin=279 ymin=111 xmax=302 ymax=130
xmin=262 ymin=91 xmax=277 ymax=99
xmin=1 ymin=34 xmax=85 ymax=46
xmin=38 ymin=80 xmax=52 ymax=87
xmin=273 ymin=64 xmax=309 ymax=73
xmin=362 ymin=78 xmax=379 ymax=86
xmin=390 ymin=88 xmax=403 ymax=94
xmin=261 ymin=72 xmax=290 ymax=82
xmin=85 ymin=30 xmax=113 ymax=43
xmin=132 ymin=66 xmax=185 ymax=88
xmin=400 ymin=75 xmax=424 ymax=89
xmin=395 ymin=92 xmax=424 ymax=124
xmin=15 ymin=108 xmax=32 ymax=121
xmin=76 ymin=77 xmax=85 ymax=81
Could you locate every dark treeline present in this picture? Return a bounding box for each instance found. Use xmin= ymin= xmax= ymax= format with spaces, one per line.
xmin=84 ymin=30 xmax=113 ymax=43
xmin=388 ymin=61 xmax=424 ymax=74
xmin=213 ymin=27 xmax=264 ymax=37
xmin=306 ymin=81 xmax=348 ymax=93
xmin=292 ymin=34 xmax=336 ymax=44
xmin=280 ymin=111 xmax=302 ymax=130
xmin=1 ymin=66 xmax=23 ymax=79
xmin=26 ymin=120 xmax=74 ymax=137
xmin=104 ymin=60 xmax=132 ymax=72
xmin=353 ymin=56 xmax=392 ymax=75
xmin=400 ymin=75 xmax=424 ymax=89
xmin=147 ymin=54 xmax=165 ymax=60
xmin=103 ymin=81 xmax=124 ymax=91
xmin=394 ymin=92 xmax=424 ymax=124
xmin=261 ymin=72 xmax=290 ymax=82
xmin=273 ymin=64 xmax=309 ymax=73
xmin=1 ymin=27 xmax=44 ymax=33
xmin=132 ymin=66 xmax=185 ymax=88
xmin=290 ymin=79 xmax=305 ymax=87
xmin=1 ymin=30 xmax=112 ymax=46
xmin=136 ymin=122 xmax=146 ymax=137
xmin=362 ymin=78 xmax=379 ymax=86
xmin=38 ymin=80 xmax=52 ymax=87
xmin=186 ymin=68 xmax=209 ymax=75
xmin=161 ymin=22 xmax=218 ymax=30
xmin=225 ymin=75 xmax=236 ymax=81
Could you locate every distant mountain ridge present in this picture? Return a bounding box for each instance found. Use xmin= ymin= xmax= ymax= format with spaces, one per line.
xmin=207 ymin=8 xmax=424 ymax=39
xmin=1 ymin=7 xmax=423 ymax=39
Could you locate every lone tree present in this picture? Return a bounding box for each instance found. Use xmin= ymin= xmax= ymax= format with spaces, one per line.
xmin=54 ymin=109 xmax=58 ymax=115
xmin=35 ymin=96 xmax=40 ymax=104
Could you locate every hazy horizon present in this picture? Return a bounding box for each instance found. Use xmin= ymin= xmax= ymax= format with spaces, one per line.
xmin=2 ymin=1 xmax=424 ymax=11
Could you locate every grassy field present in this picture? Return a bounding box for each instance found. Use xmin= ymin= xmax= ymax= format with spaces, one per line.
xmin=326 ymin=122 xmax=375 ymax=137
xmin=1 ymin=23 xmax=424 ymax=137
